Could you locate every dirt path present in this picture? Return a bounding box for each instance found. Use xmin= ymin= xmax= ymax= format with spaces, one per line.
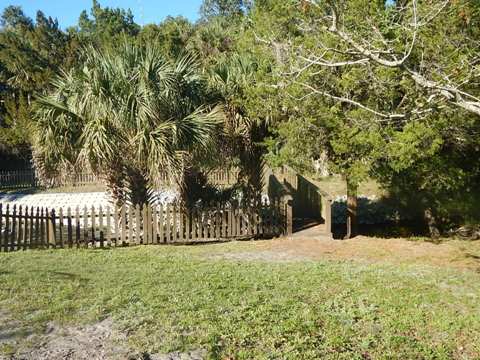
xmin=212 ymin=237 xmax=480 ymax=271
xmin=0 ymin=311 xmax=205 ymax=360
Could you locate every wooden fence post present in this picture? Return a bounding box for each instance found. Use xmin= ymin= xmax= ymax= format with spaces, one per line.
xmin=75 ymin=207 xmax=81 ymax=247
xmin=142 ymin=204 xmax=147 ymax=244
xmin=135 ymin=204 xmax=141 ymax=244
xmin=67 ymin=207 xmax=72 ymax=247
xmin=17 ymin=206 xmax=23 ymax=250
xmin=158 ymin=204 xmax=164 ymax=243
xmin=324 ymin=197 xmax=333 ymax=238
xmin=282 ymin=194 xmax=293 ymax=236
xmin=11 ymin=204 xmax=17 ymax=251
xmin=22 ymin=206 xmax=29 ymax=250
xmin=49 ymin=208 xmax=56 ymax=248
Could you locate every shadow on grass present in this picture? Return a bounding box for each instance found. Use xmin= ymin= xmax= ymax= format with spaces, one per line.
xmin=46 ymin=271 xmax=89 ymax=284
xmin=333 ymin=221 xmax=429 ymax=240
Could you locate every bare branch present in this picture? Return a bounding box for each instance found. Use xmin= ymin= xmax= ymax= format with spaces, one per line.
xmin=298 ymin=0 xmax=480 ymax=117
xmin=299 ymin=55 xmax=369 ymax=67
xmin=295 ymin=81 xmax=406 ymax=120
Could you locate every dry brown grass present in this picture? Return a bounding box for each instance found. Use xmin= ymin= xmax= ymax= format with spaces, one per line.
xmin=314 ymin=176 xmax=385 ymax=197
xmin=232 ymin=236 xmax=480 ymax=271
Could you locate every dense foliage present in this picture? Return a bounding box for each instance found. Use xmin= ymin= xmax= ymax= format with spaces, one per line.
xmin=0 ymin=0 xmax=478 ymax=233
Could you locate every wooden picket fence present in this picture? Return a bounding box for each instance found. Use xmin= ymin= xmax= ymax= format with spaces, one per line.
xmin=0 ymin=169 xmax=239 ymax=189
xmin=0 ymin=199 xmax=291 ymax=252
xmin=0 ymin=170 xmax=37 ymax=188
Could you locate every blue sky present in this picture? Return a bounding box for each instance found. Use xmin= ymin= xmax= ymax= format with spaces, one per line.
xmin=0 ymin=0 xmax=204 ymax=29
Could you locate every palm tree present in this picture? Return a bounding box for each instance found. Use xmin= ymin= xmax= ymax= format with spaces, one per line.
xmin=209 ymin=54 xmax=268 ymax=203
xmin=34 ymin=41 xmax=222 ymax=207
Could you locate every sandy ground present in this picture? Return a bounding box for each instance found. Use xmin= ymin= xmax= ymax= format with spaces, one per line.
xmin=0 ymin=191 xmax=177 ymax=211
xmin=214 ymin=236 xmax=480 ymax=271
xmin=0 ymin=311 xmax=205 ymax=360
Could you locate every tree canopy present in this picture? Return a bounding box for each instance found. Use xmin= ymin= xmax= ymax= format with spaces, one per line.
xmin=0 ymin=0 xmax=479 ymax=234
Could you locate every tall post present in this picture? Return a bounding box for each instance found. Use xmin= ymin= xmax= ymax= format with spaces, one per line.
xmin=283 ymin=194 xmax=293 ymax=236
xmin=324 ymin=198 xmax=333 ymax=238
xmin=346 ymin=179 xmax=357 ymax=239
xmin=48 ymin=208 xmax=56 ymax=247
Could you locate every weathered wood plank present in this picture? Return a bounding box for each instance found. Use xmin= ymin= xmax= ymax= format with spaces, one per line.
xmin=152 ymin=205 xmax=157 ymax=244
xmin=11 ymin=205 xmax=17 ymax=251
xmin=165 ymin=203 xmax=171 ymax=243
xmin=90 ymin=206 xmax=96 ymax=247
xmin=142 ymin=205 xmax=147 ymax=244
xmin=135 ymin=204 xmax=141 ymax=245
xmin=67 ymin=207 xmax=72 ymax=248
xmin=158 ymin=204 xmax=164 ymax=243
xmin=34 ymin=207 xmax=40 ymax=249
xmin=106 ymin=206 xmax=111 ymax=246
xmin=172 ymin=203 xmax=177 ymax=242
xmin=58 ymin=207 xmax=64 ymax=248
xmin=185 ymin=209 xmax=190 ymax=242
xmin=29 ymin=206 xmax=34 ymax=249
xmin=114 ymin=206 xmax=119 ymax=246
xmin=128 ymin=205 xmax=133 ymax=245
xmin=23 ymin=206 xmax=29 ymax=250
xmin=40 ymin=207 xmax=45 ymax=249
xmin=121 ymin=205 xmax=127 ymax=245
xmin=99 ymin=206 xmax=104 ymax=248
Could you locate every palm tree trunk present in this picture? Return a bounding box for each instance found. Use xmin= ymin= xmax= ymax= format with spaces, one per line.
xmin=125 ymin=167 xmax=150 ymax=207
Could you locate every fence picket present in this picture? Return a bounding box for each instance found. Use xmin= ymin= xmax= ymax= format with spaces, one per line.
xmin=11 ymin=205 xmax=17 ymax=251
xmin=58 ymin=208 xmax=64 ymax=248
xmin=142 ymin=205 xmax=147 ymax=244
xmin=83 ymin=206 xmax=88 ymax=247
xmin=17 ymin=206 xmax=23 ymax=251
xmin=99 ymin=206 xmax=104 ymax=248
xmin=121 ymin=205 xmax=127 ymax=245
xmin=178 ymin=206 xmax=184 ymax=242
xmin=172 ymin=203 xmax=177 ymax=242
xmin=185 ymin=209 xmax=190 ymax=242
xmin=165 ymin=204 xmax=171 ymax=243
xmin=152 ymin=206 xmax=157 ymax=243
xmin=49 ymin=208 xmax=56 ymax=248
xmin=29 ymin=206 xmax=34 ymax=249
xmin=75 ymin=207 xmax=80 ymax=247
xmin=90 ymin=206 xmax=96 ymax=247
xmin=66 ymin=207 xmax=72 ymax=248
xmin=40 ymin=207 xmax=46 ymax=249
xmin=106 ymin=206 xmax=111 ymax=246
xmin=3 ymin=204 xmax=9 ymax=252
xmin=34 ymin=207 xmax=39 ymax=249
xmin=128 ymin=206 xmax=133 ymax=245
xmin=158 ymin=204 xmax=164 ymax=243
xmin=135 ymin=204 xmax=141 ymax=244
xmin=114 ymin=206 xmax=120 ymax=246
xmin=221 ymin=206 xmax=227 ymax=238
xmin=23 ymin=206 xmax=29 ymax=250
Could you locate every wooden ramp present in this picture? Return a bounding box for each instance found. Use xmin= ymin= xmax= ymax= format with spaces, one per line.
xmin=290 ymin=223 xmax=333 ymax=239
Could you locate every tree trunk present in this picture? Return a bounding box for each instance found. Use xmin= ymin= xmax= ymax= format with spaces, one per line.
xmin=125 ymin=167 xmax=150 ymax=207
xmin=424 ymin=207 xmax=441 ymax=239
xmin=344 ymin=177 xmax=358 ymax=239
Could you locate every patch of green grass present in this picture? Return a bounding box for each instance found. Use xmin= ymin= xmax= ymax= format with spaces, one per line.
xmin=1 ymin=244 xmax=480 ymax=359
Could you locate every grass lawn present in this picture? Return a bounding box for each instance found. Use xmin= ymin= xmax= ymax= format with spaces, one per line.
xmin=1 ymin=239 xmax=480 ymax=359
